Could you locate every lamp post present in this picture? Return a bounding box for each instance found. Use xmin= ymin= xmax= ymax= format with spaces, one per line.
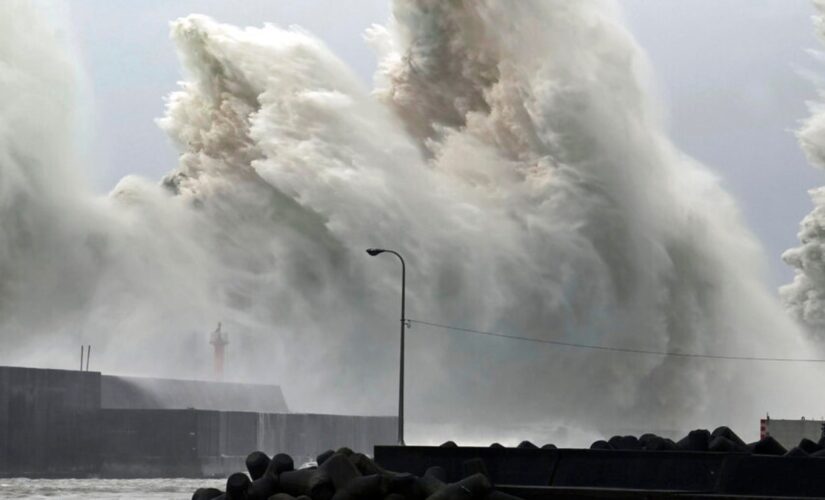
xmin=366 ymin=248 xmax=406 ymax=445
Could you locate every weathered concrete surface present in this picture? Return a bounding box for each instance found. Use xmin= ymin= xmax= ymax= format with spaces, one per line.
xmin=101 ymin=375 xmax=288 ymax=412
xmin=99 ymin=409 xmax=396 ymax=477
xmin=0 ymin=366 xmax=100 ymax=477
xmin=375 ymin=446 xmax=825 ymax=498
xmin=0 ymin=366 xmax=396 ymax=478
xmin=374 ymin=446 xmax=559 ymax=485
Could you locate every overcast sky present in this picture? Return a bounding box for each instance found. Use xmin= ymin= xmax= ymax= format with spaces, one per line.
xmin=66 ymin=0 xmax=822 ymax=290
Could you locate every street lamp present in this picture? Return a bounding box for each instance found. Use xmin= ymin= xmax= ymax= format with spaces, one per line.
xmin=366 ymin=248 xmax=406 ymax=445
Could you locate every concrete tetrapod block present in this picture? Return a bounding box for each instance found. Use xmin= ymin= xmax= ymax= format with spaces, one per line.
xmin=280 ymin=468 xmax=335 ymax=500
xmin=419 ymin=476 xmax=445 ymax=498
xmin=280 ymin=469 xmax=316 ymax=496
xmin=640 ymin=436 xmax=678 ymax=451
xmin=711 ymin=426 xmax=746 ymax=447
xmin=419 ymin=466 xmax=447 ymax=497
xmin=798 ymin=438 xmax=822 ymax=455
xmin=330 ymin=474 xmax=385 ymax=500
xmin=784 ymin=447 xmax=809 ymax=458
xmin=226 ymin=472 xmax=252 ymax=500
xmin=608 ymin=435 xmax=641 ymax=451
xmin=638 ymin=433 xmax=658 ymax=445
xmin=420 ymin=467 xmax=447 ymax=497
xmin=750 ymin=436 xmax=787 ymax=456
xmin=319 ymin=453 xmax=362 ymax=490
xmin=273 ymin=454 xmax=296 ymax=475
xmin=317 ymin=450 xmax=336 ymax=466
xmin=589 ymin=440 xmax=612 ymax=450
xmin=247 ymin=451 xmax=272 ymax=481
xmin=349 ymin=453 xmax=384 ymax=476
xmin=192 ymin=487 xmax=223 ymax=500
xmin=248 ymin=467 xmax=279 ymax=500
xmin=247 ymin=453 xmax=295 ymax=500
xmin=638 ymin=435 xmax=661 ymax=450
xmin=708 ymin=436 xmax=745 ymax=453
xmin=385 ymin=472 xmax=426 ymax=500
xmin=250 ymin=454 xmax=295 ymax=500
xmin=424 ymin=466 xmax=448 ymax=483
xmin=677 ymin=429 xmax=710 ymax=451
xmin=427 ymin=473 xmax=492 ymax=500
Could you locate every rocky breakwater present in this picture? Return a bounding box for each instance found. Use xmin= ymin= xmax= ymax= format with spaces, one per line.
xmin=191 ymin=447 xmax=522 ymax=500
xmin=590 ymin=425 xmax=818 ymax=456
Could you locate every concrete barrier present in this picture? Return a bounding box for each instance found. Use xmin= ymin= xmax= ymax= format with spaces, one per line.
xmin=374 ymin=446 xmax=558 ymax=485
xmin=0 ymin=365 xmax=396 ymax=478
xmin=0 ymin=366 xmax=100 ymax=477
xmin=374 ymin=445 xmax=825 ymax=497
xmin=716 ymin=454 xmax=825 ymax=497
xmin=550 ymin=449 xmax=724 ymax=491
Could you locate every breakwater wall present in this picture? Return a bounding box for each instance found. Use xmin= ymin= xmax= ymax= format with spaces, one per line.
xmin=0 ymin=366 xmax=396 ymax=478
xmin=99 ymin=409 xmax=397 ymax=477
xmin=374 ymin=445 xmax=825 ymax=498
xmin=0 ymin=366 xmax=100 ymax=477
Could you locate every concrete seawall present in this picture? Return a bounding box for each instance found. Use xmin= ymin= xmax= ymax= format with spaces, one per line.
xmin=0 ymin=366 xmax=101 ymax=477
xmin=99 ymin=409 xmax=396 ymax=477
xmin=0 ymin=366 xmax=396 ymax=478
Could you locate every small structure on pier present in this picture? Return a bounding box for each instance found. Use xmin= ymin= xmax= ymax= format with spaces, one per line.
xmin=210 ymin=322 xmax=228 ymax=380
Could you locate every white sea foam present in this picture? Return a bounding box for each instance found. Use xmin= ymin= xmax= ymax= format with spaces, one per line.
xmin=782 ymin=1 xmax=825 ymax=337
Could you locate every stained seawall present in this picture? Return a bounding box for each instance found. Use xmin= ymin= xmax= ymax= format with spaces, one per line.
xmin=0 ymin=366 xmax=396 ymax=477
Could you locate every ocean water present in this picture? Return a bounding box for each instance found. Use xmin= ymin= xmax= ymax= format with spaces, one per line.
xmin=0 ymin=478 xmax=224 ymax=499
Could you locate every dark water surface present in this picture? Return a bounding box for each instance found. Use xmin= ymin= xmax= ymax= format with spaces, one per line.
xmin=0 ymin=478 xmax=224 ymax=499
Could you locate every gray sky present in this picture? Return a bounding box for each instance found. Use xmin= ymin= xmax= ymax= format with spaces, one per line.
xmin=67 ymin=0 xmax=822 ymax=290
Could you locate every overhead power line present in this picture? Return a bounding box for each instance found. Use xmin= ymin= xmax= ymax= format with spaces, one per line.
xmin=407 ymin=319 xmax=825 ymax=363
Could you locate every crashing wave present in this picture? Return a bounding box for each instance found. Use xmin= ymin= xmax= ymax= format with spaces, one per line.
xmin=0 ymin=0 xmax=818 ymax=443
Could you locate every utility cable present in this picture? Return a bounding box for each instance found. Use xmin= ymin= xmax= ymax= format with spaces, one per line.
xmin=407 ymin=319 xmax=825 ymax=363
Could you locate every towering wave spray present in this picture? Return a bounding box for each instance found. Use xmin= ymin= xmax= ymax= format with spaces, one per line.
xmin=782 ymin=1 xmax=825 ymax=336
xmin=1 ymin=0 xmax=818 ymax=443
